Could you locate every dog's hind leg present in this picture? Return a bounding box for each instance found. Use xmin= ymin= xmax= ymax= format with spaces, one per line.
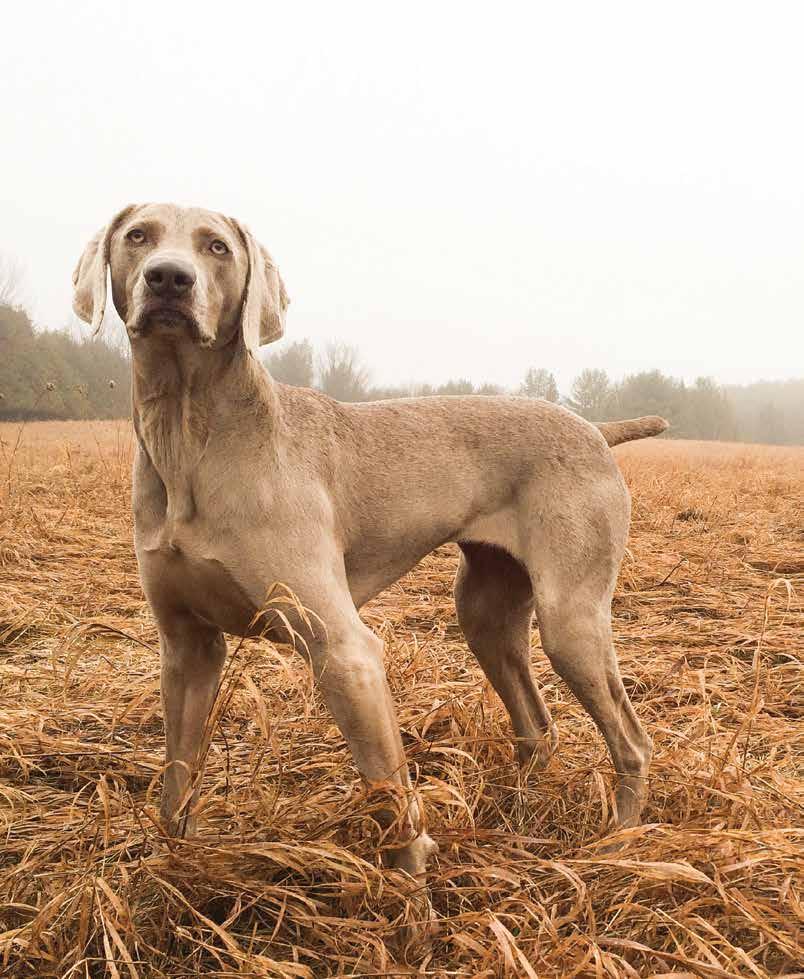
xmin=158 ymin=615 xmax=227 ymax=835
xmin=454 ymin=541 xmax=558 ymax=770
xmin=534 ymin=594 xmax=652 ymax=827
xmin=526 ymin=474 xmax=652 ymax=829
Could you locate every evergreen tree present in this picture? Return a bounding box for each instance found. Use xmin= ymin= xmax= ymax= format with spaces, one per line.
xmin=609 ymin=370 xmax=685 ymax=431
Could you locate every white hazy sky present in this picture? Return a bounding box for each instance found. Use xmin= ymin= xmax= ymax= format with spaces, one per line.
xmin=2 ymin=1 xmax=803 ymax=391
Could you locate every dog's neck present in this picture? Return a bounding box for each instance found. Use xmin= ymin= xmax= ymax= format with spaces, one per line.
xmin=131 ymin=333 xmax=275 ymax=524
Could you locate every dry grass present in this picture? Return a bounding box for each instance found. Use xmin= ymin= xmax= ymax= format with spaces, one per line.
xmin=0 ymin=420 xmax=802 ymax=977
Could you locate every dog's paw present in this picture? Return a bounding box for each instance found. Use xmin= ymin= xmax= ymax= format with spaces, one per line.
xmin=518 ymin=723 xmax=560 ymax=773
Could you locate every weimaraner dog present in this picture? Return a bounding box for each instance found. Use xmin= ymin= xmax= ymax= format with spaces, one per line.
xmin=72 ymin=203 xmax=664 ymax=892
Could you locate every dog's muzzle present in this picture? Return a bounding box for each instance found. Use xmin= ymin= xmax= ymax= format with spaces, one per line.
xmin=129 ymin=301 xmax=207 ymax=344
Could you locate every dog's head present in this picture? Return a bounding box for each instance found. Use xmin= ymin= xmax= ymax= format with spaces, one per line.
xmin=72 ymin=203 xmax=288 ymax=349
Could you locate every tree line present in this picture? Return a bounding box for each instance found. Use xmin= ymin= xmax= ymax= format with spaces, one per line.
xmin=1 ymin=300 xmax=801 ymax=445
xmin=264 ymin=341 xmax=803 ymax=445
xmin=0 ymin=302 xmax=130 ymax=420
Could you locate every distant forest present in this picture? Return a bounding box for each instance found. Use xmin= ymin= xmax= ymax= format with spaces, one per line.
xmin=1 ymin=301 xmax=801 ymax=445
xmin=0 ymin=302 xmax=130 ymax=420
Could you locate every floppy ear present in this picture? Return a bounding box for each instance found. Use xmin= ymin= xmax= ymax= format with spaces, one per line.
xmin=233 ymin=220 xmax=289 ymax=348
xmin=72 ymin=205 xmax=136 ymax=333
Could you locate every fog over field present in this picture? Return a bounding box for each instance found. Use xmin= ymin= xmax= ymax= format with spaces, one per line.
xmin=2 ymin=2 xmax=804 ymax=393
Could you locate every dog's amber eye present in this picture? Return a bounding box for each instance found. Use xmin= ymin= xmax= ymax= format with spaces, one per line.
xmin=126 ymin=228 xmax=146 ymax=244
xmin=210 ymin=239 xmax=229 ymax=255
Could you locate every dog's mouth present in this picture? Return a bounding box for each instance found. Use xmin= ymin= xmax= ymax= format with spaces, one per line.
xmin=129 ymin=303 xmax=206 ymax=342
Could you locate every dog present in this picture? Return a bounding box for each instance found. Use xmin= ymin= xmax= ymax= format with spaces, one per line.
xmin=72 ymin=203 xmax=664 ymax=889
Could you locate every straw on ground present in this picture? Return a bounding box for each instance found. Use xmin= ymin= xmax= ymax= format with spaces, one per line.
xmin=0 ymin=421 xmax=801 ymax=977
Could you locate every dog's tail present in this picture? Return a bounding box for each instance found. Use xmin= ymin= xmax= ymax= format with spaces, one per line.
xmin=596 ymin=415 xmax=669 ymax=447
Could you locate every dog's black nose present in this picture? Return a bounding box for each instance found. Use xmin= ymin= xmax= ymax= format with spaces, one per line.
xmin=144 ymin=258 xmax=196 ymax=298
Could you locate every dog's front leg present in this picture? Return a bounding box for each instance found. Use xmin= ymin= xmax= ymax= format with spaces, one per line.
xmin=308 ymin=615 xmax=437 ymax=881
xmin=157 ymin=615 xmax=227 ymax=835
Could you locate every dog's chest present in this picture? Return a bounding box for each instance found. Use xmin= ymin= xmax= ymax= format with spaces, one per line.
xmin=136 ymin=516 xmax=264 ymax=636
xmin=132 ymin=445 xmax=273 ymax=634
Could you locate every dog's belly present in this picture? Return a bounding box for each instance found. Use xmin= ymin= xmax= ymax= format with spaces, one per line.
xmin=344 ymin=505 xmax=524 ymax=608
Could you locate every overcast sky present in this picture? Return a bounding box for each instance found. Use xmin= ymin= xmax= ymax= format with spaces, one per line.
xmin=2 ymin=1 xmax=803 ymax=391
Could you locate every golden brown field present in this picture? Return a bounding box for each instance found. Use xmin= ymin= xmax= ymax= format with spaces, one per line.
xmin=0 ymin=421 xmax=802 ymax=978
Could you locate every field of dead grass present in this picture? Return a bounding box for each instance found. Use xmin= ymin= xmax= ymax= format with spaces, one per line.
xmin=0 ymin=420 xmax=802 ymax=977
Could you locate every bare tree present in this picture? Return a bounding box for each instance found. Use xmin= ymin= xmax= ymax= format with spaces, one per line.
xmin=317 ymin=342 xmax=371 ymax=402
xmin=0 ymin=252 xmax=29 ymax=309
xmin=264 ymin=339 xmax=314 ymax=387
xmin=566 ymin=368 xmax=612 ymax=420
xmin=519 ymin=367 xmax=559 ymax=402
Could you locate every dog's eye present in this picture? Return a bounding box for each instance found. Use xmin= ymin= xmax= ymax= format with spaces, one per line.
xmin=210 ymin=239 xmax=229 ymax=255
xmin=126 ymin=228 xmax=146 ymax=244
